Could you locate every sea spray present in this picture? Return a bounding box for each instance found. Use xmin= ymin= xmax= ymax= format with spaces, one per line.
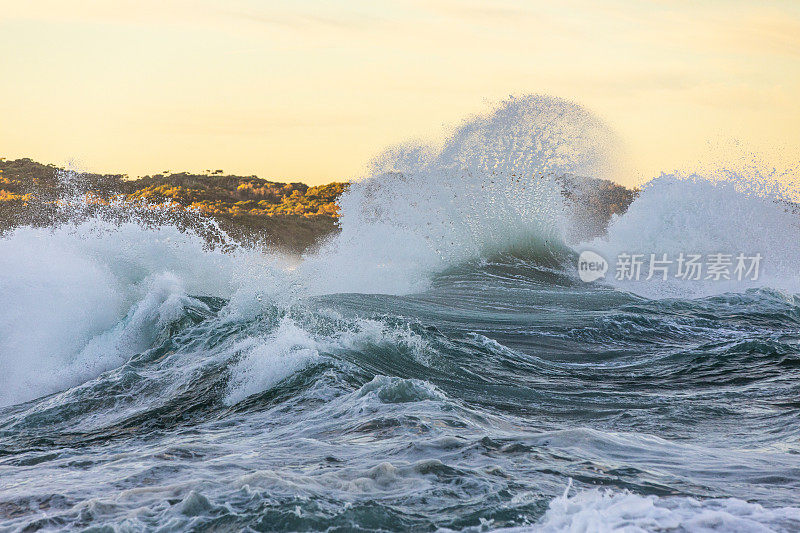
xmin=300 ymin=95 xmax=620 ymax=294
xmin=587 ymin=172 xmax=800 ymax=297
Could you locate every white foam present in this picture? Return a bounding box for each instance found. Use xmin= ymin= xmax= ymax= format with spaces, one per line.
xmin=224 ymin=317 xmax=320 ymax=405
xmin=514 ymin=487 xmax=800 ymax=533
xmin=223 ymin=312 xmax=433 ymax=404
xmin=0 ymin=220 xmax=256 ymax=407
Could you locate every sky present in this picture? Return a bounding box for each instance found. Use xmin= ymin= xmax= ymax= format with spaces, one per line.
xmin=1 ymin=0 xmax=799 ymax=186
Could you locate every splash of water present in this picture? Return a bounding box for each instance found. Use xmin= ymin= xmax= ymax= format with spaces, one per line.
xmin=300 ymin=95 xmax=619 ymax=294
xmin=587 ymin=171 xmax=800 ymax=298
xmin=0 ymin=220 xmax=259 ymax=407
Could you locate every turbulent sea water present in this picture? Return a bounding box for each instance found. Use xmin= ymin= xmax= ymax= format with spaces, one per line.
xmin=2 ymin=96 xmax=800 ymax=532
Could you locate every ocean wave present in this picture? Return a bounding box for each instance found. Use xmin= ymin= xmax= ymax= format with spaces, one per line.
xmin=2 ymin=94 xmax=799 ymax=532
xmin=0 ymin=220 xmax=255 ymax=408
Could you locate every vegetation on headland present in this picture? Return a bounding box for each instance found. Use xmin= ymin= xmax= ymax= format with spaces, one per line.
xmin=0 ymin=157 xmax=637 ymax=253
xmin=0 ymin=158 xmax=348 ymax=252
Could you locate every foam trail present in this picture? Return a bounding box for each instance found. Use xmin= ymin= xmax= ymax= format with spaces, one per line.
xmin=494 ymin=489 xmax=800 ymax=532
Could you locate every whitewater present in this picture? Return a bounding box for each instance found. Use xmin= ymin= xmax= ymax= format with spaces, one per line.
xmin=1 ymin=95 xmax=800 ymax=532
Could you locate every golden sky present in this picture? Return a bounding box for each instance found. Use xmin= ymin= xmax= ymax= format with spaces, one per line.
xmin=1 ymin=0 xmax=799 ymax=186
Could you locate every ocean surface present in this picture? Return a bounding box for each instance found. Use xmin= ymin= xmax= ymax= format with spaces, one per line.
xmin=2 ymin=96 xmax=800 ymax=532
